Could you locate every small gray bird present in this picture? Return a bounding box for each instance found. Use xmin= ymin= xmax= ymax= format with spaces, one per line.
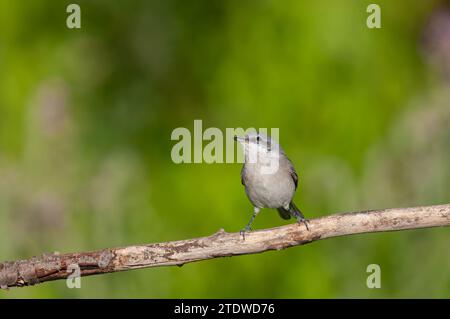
xmin=234 ymin=133 xmax=309 ymax=237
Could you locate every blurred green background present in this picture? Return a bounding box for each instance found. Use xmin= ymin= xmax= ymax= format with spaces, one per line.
xmin=0 ymin=0 xmax=449 ymax=298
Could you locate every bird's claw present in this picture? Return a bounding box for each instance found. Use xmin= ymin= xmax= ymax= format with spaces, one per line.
xmin=239 ymin=226 xmax=251 ymax=240
xmin=296 ymin=217 xmax=310 ymax=231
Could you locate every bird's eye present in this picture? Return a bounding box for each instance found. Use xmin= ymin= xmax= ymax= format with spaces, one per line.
xmin=256 ymin=136 xmax=260 ymax=142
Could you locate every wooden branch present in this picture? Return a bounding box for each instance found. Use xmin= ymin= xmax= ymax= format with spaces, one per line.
xmin=1 ymin=204 xmax=449 ymax=289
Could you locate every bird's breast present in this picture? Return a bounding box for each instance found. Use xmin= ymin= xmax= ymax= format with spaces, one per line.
xmin=243 ymin=163 xmax=295 ymax=209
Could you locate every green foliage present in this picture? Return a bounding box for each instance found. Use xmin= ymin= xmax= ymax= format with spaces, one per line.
xmin=0 ymin=0 xmax=449 ymax=298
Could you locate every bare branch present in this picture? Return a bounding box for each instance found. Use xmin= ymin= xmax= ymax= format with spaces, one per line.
xmin=1 ymin=204 xmax=449 ymax=289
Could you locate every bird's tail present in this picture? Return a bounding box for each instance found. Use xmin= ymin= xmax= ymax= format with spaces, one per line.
xmin=277 ymin=202 xmax=305 ymax=220
xmin=277 ymin=206 xmax=291 ymax=220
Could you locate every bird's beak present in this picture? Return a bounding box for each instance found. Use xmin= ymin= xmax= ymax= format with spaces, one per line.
xmin=234 ymin=135 xmax=244 ymax=142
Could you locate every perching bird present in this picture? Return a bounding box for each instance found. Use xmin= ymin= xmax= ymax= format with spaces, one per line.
xmin=234 ymin=133 xmax=309 ymax=237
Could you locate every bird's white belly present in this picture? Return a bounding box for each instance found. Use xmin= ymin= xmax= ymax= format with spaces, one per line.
xmin=245 ymin=168 xmax=295 ymax=209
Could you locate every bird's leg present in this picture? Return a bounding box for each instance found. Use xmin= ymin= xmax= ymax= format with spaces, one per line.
xmin=291 ymin=209 xmax=310 ymax=231
xmin=240 ymin=207 xmax=260 ymax=240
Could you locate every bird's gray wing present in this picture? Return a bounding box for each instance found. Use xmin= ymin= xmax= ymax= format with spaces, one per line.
xmin=288 ymin=159 xmax=298 ymax=189
xmin=241 ymin=165 xmax=246 ymax=186
xmin=291 ymin=169 xmax=298 ymax=189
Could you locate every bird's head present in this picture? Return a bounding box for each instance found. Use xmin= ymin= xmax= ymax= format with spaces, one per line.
xmin=234 ymin=132 xmax=280 ymax=156
xmin=234 ymin=132 xmax=282 ymax=174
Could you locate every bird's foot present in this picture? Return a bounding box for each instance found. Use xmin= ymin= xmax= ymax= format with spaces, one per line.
xmin=239 ymin=226 xmax=251 ymax=241
xmin=296 ymin=217 xmax=310 ymax=231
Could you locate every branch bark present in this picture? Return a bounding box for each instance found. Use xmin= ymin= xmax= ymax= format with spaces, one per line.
xmin=1 ymin=204 xmax=449 ymax=289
